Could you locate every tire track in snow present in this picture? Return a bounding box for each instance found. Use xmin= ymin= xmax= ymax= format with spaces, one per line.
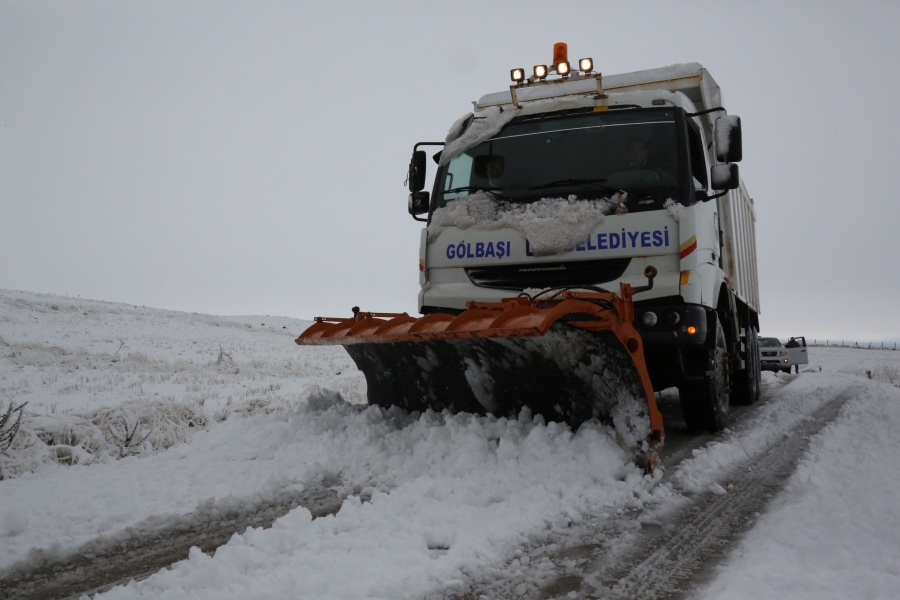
xmin=541 ymin=383 xmax=862 ymax=599
xmin=0 ymin=482 xmax=346 ymax=600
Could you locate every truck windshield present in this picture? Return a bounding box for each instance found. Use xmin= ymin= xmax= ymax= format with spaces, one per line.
xmin=759 ymin=338 xmax=783 ymax=348
xmin=437 ymin=108 xmax=682 ymax=212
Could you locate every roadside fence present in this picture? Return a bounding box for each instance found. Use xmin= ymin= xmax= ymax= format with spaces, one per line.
xmin=809 ymin=340 xmax=898 ymax=351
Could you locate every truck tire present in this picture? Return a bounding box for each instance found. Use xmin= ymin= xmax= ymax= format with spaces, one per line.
xmin=678 ymin=315 xmax=730 ymax=432
xmin=733 ymin=326 xmax=760 ymax=405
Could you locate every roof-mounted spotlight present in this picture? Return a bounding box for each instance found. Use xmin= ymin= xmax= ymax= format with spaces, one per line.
xmin=533 ymin=64 xmax=548 ymax=79
xmin=556 ymin=61 xmax=570 ymax=76
xmin=510 ymin=68 xmax=525 ymax=83
xmin=579 ymin=57 xmax=593 ymax=73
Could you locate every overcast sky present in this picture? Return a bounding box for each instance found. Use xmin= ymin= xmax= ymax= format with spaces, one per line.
xmin=2 ymin=1 xmax=899 ymax=340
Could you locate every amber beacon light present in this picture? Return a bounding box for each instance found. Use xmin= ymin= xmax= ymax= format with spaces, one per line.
xmin=553 ymin=42 xmax=568 ymax=64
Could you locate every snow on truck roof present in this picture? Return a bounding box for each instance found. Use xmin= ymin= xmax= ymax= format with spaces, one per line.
xmin=477 ymin=62 xmax=722 ymax=114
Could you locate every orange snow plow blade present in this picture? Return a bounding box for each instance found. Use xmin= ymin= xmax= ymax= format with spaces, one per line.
xmin=297 ymin=280 xmax=663 ymax=468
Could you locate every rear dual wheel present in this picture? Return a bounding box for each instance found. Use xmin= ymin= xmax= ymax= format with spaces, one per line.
xmin=679 ymin=315 xmax=730 ymax=432
xmin=733 ymin=326 xmax=761 ymax=405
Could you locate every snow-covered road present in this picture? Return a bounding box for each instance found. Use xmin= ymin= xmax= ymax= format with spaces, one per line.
xmin=1 ymin=289 xmax=899 ymax=599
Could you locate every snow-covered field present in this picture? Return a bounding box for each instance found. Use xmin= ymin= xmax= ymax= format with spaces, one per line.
xmin=1 ymin=289 xmax=899 ymax=598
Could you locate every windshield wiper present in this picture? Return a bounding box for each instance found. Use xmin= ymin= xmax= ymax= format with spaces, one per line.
xmin=529 ymin=178 xmax=617 ymax=194
xmin=444 ymin=186 xmax=502 ymax=194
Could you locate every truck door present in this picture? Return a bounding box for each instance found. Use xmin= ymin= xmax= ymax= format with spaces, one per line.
xmin=785 ymin=336 xmax=809 ymax=368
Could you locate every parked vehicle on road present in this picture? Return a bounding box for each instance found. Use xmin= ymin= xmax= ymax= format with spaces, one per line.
xmin=760 ymin=336 xmax=807 ymax=373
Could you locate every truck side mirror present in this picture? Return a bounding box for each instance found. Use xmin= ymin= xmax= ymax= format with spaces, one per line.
xmin=711 ymin=164 xmax=740 ymax=190
xmin=408 ymin=150 xmax=427 ymax=192
xmin=715 ymin=115 xmax=742 ymax=163
xmin=408 ymin=191 xmax=430 ymax=217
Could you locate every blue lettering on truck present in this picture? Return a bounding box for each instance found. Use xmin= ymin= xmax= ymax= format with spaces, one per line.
xmin=525 ymin=226 xmax=671 ymax=256
xmin=446 ymin=240 xmax=510 ymax=260
xmin=444 ymin=227 xmax=670 ymax=260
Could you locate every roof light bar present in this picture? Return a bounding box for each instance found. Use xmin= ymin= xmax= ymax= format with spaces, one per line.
xmin=509 ymin=44 xmax=597 ymax=87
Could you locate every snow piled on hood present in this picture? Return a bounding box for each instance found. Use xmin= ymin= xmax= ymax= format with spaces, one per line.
xmin=428 ymin=192 xmax=626 ymax=256
xmin=663 ymin=198 xmax=685 ymax=222
xmin=439 ymin=106 xmax=518 ymax=166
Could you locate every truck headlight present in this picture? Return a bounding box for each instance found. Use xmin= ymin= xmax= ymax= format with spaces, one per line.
xmin=556 ymin=61 xmax=570 ymax=76
xmin=534 ymin=65 xmax=548 ymax=79
xmin=664 ymin=310 xmax=681 ymax=325
xmin=642 ymin=311 xmax=658 ymax=327
xmin=579 ymin=58 xmax=593 ymax=72
xmin=510 ymin=68 xmax=525 ymax=82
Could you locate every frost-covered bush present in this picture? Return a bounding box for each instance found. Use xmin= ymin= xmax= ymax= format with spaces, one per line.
xmin=0 ymin=399 xmax=208 ymax=478
xmin=874 ymin=362 xmax=900 ymax=386
xmin=0 ymin=399 xmax=27 ymax=479
xmin=840 ymin=362 xmax=900 ymax=386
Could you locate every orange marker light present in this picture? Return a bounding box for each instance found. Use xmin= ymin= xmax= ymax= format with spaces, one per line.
xmin=687 ymin=326 xmax=697 ymax=335
xmin=553 ymin=42 xmax=568 ymax=65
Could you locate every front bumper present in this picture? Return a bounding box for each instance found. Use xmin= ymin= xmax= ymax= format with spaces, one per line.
xmin=633 ymin=303 xmax=709 ymax=347
xmin=760 ymin=357 xmax=790 ymax=370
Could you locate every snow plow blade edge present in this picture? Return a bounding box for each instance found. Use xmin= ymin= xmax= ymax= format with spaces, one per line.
xmin=296 ymin=285 xmax=663 ymax=469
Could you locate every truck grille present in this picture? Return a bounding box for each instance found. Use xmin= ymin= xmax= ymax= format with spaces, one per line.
xmin=465 ymin=258 xmax=632 ymax=291
xmin=762 ymin=351 xmax=777 ymax=357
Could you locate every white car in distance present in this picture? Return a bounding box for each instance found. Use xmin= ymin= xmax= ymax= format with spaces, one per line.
xmin=759 ymin=336 xmax=808 ymax=373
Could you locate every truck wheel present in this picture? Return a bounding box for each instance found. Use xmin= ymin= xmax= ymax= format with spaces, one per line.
xmin=733 ymin=326 xmax=760 ymax=405
xmin=679 ymin=315 xmax=730 ymax=432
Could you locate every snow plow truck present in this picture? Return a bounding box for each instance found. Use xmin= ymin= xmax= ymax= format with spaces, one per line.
xmin=297 ymin=45 xmax=761 ymax=468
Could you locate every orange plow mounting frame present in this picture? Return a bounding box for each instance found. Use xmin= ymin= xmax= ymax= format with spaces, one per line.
xmin=297 ymin=282 xmax=664 ymax=468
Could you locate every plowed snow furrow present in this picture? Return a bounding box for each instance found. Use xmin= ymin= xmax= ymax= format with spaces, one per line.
xmin=0 ymin=484 xmax=344 ymax=600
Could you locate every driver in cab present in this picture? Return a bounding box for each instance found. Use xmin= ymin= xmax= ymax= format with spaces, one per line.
xmin=612 ymin=138 xmax=669 ymax=215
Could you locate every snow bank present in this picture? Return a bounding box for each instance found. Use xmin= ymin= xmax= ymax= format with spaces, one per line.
xmin=699 ymin=380 xmax=900 ymax=599
xmin=429 ymin=192 xmax=624 ymax=256
xmin=4 ymin=392 xmax=658 ymax=599
xmin=439 ymin=106 xmax=518 ymax=166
